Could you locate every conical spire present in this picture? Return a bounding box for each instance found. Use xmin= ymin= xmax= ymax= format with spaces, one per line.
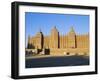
xmin=52 ymin=26 xmax=58 ymax=32
xmin=39 ymin=28 xmax=42 ymax=33
xmin=68 ymin=26 xmax=76 ymax=35
xmin=36 ymin=27 xmax=43 ymax=37
xmin=36 ymin=28 xmax=42 ymax=34
xmin=70 ymin=26 xmax=75 ymax=33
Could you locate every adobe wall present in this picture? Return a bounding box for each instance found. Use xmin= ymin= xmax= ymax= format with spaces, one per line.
xmin=49 ymin=48 xmax=89 ymax=56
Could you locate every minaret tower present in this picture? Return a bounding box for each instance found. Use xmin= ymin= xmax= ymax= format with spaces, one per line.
xmin=67 ymin=27 xmax=76 ymax=48
xmin=49 ymin=26 xmax=59 ymax=48
xmin=35 ymin=29 xmax=44 ymax=49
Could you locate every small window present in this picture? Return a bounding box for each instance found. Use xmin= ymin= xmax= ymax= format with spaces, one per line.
xmin=67 ymin=52 xmax=70 ymax=55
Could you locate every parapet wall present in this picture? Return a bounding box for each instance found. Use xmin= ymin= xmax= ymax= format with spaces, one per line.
xmin=50 ymin=48 xmax=89 ymax=56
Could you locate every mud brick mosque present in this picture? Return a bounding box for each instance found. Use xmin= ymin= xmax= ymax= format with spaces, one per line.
xmin=26 ymin=27 xmax=89 ymax=56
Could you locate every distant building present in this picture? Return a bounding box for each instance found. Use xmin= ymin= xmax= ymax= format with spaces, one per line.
xmin=26 ymin=27 xmax=89 ymax=56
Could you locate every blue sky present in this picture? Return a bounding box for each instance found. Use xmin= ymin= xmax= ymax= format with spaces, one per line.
xmin=25 ymin=12 xmax=89 ymax=47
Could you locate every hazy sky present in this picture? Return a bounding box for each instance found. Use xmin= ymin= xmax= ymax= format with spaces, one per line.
xmin=25 ymin=12 xmax=89 ymax=47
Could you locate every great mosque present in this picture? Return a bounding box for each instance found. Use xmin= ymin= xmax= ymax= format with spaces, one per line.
xmin=26 ymin=27 xmax=89 ymax=56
